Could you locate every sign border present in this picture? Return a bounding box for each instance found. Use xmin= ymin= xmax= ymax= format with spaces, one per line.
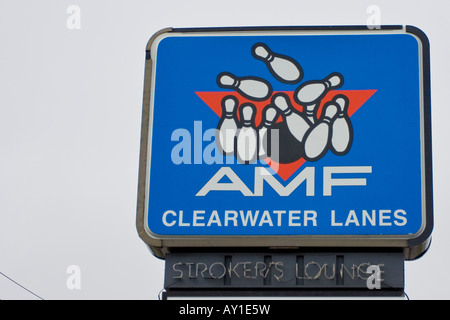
xmin=136 ymin=25 xmax=433 ymax=260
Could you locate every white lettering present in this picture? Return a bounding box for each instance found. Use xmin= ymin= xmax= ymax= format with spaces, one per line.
xmin=331 ymin=210 xmax=343 ymax=226
xmin=162 ymin=210 xmax=177 ymax=227
xmin=289 ymin=211 xmax=301 ymax=226
xmin=273 ymin=210 xmax=286 ymax=226
xmin=362 ymin=210 xmax=376 ymax=226
xmin=207 ymin=210 xmax=222 ymax=227
xmin=196 ymin=167 xmax=253 ymax=196
xmin=240 ymin=210 xmax=259 ymax=226
xmin=198 ymin=166 xmax=371 ymax=197
xmin=258 ymin=210 xmax=273 ymax=226
xmin=304 ymin=210 xmax=317 ymax=226
xmin=193 ymin=210 xmax=205 ymax=227
xmin=331 ymin=209 xmax=409 ymax=228
xmin=225 ymin=210 xmax=238 ymax=227
xmin=161 ymin=209 xmax=406 ymax=228
xmin=254 ymin=166 xmax=315 ymax=196
xmin=345 ymin=210 xmax=360 ymax=226
xmin=323 ymin=166 xmax=372 ymax=196
xmin=379 ymin=210 xmax=392 ymax=226
xmin=179 ymin=210 xmax=190 ymax=227
xmin=394 ymin=209 xmax=407 ymax=226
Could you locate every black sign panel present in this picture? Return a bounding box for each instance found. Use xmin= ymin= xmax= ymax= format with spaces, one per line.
xmin=164 ymin=252 xmax=404 ymax=290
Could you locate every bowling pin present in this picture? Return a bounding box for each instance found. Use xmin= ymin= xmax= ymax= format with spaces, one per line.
xmin=236 ymin=103 xmax=258 ymax=164
xmin=294 ymin=72 xmax=344 ymax=105
xmin=252 ymin=43 xmax=303 ymax=84
xmin=216 ymin=95 xmax=239 ymax=156
xmin=330 ymin=94 xmax=353 ymax=155
xmin=217 ymin=72 xmax=273 ymax=101
xmin=303 ymin=102 xmax=338 ymax=162
xmin=272 ymin=92 xmax=310 ymax=143
xmin=305 ymin=103 xmax=317 ymax=125
xmin=258 ymin=105 xmax=279 ymax=159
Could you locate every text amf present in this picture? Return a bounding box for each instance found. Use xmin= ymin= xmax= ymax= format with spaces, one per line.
xmin=196 ymin=166 xmax=372 ymax=197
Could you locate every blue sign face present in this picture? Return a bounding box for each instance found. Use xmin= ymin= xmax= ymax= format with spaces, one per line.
xmin=139 ymin=27 xmax=432 ymax=249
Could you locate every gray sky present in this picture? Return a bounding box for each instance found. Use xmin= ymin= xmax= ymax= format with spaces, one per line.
xmin=0 ymin=0 xmax=449 ymax=299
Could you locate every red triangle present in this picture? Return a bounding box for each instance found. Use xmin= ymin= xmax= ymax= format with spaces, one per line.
xmin=196 ymin=89 xmax=376 ymax=181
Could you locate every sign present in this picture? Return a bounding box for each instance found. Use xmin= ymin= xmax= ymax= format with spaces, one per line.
xmin=164 ymin=252 xmax=404 ymax=290
xmin=137 ymin=26 xmax=433 ymax=259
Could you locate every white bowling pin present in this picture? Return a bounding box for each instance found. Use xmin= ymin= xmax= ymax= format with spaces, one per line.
xmin=258 ymin=105 xmax=278 ymax=159
xmin=294 ymin=72 xmax=344 ymax=105
xmin=303 ymin=103 xmax=338 ymax=161
xmin=272 ymin=92 xmax=310 ymax=143
xmin=305 ymin=103 xmax=317 ymax=125
xmin=236 ymin=103 xmax=258 ymax=164
xmin=217 ymin=72 xmax=273 ymax=101
xmin=330 ymin=94 xmax=353 ymax=155
xmin=252 ymin=43 xmax=303 ymax=84
xmin=216 ymin=95 xmax=239 ymax=155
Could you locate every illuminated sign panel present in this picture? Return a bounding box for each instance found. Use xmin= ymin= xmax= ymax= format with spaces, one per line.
xmin=136 ymin=26 xmax=433 ymax=259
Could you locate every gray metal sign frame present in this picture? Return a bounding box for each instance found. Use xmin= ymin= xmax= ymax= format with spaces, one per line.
xmin=136 ymin=25 xmax=433 ymax=260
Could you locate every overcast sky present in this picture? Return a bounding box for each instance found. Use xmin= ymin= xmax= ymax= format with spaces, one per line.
xmin=0 ymin=0 xmax=449 ymax=300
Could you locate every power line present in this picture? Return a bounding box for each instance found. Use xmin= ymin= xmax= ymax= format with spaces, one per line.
xmin=0 ymin=271 xmax=44 ymax=300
